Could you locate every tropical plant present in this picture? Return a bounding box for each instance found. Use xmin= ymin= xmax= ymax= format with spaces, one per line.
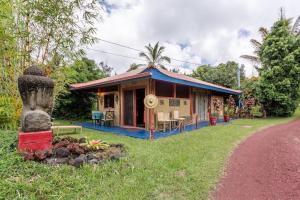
xmin=0 ymin=95 xmax=18 ymax=130
xmin=139 ymin=42 xmax=171 ymax=69
xmin=241 ymin=10 xmax=300 ymax=65
xmin=251 ymin=105 xmax=263 ymax=118
xmin=86 ymin=139 xmax=110 ymax=151
xmin=191 ymin=61 xmax=245 ymax=89
xmin=256 ymin=19 xmax=300 ymax=116
xmin=53 ymin=57 xmax=108 ymax=119
xmin=127 ymin=63 xmax=143 ymax=72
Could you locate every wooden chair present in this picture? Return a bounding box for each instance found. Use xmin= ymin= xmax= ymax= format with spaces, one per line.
xmin=157 ymin=112 xmax=172 ymax=132
xmin=101 ymin=111 xmax=114 ymax=127
xmin=173 ymin=110 xmax=186 ymax=131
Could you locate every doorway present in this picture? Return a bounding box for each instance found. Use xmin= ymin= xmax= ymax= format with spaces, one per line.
xmin=196 ymin=94 xmax=208 ymax=121
xmin=123 ymin=88 xmax=145 ymax=128
xmin=136 ymin=88 xmax=145 ymax=128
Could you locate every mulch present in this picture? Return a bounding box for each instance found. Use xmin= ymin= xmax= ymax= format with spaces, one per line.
xmin=214 ymin=118 xmax=300 ymax=200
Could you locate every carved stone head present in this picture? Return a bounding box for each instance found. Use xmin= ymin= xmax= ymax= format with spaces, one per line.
xmin=18 ymin=66 xmax=54 ymax=132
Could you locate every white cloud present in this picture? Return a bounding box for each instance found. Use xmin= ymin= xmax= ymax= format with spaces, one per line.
xmin=87 ymin=0 xmax=300 ymax=76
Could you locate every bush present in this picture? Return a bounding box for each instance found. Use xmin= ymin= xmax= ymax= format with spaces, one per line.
xmin=0 ymin=95 xmax=19 ymax=130
xmin=251 ymin=105 xmax=264 ymax=118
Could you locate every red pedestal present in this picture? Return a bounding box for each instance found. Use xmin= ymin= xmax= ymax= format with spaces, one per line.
xmin=18 ymin=130 xmax=53 ymax=153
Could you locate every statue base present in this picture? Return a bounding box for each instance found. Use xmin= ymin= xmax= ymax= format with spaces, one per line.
xmin=18 ymin=130 xmax=53 ymax=153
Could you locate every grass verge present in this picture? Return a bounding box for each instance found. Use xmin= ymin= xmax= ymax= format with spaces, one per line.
xmin=1 ymin=108 xmax=299 ymax=200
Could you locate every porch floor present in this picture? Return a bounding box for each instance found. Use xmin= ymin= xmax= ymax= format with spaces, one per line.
xmin=77 ymin=119 xmax=226 ymax=140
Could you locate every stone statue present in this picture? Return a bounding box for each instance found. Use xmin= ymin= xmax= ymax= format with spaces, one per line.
xmin=18 ymin=66 xmax=54 ymax=132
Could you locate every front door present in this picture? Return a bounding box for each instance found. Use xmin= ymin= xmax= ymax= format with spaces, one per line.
xmin=123 ymin=88 xmax=145 ymax=127
xmin=196 ymin=94 xmax=208 ymax=121
xmin=124 ymin=90 xmax=134 ymax=126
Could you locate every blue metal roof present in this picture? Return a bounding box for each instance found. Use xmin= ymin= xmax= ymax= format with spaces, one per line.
xmin=143 ymin=67 xmax=241 ymax=95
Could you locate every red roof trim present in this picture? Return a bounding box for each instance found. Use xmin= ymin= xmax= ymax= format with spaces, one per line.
xmin=70 ymin=71 xmax=151 ymax=90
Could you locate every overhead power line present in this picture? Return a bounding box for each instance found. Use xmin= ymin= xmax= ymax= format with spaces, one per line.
xmin=87 ymin=48 xmax=186 ymax=68
xmin=96 ymin=38 xmax=202 ymax=66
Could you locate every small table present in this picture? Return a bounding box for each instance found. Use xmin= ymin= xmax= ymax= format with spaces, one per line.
xmin=51 ymin=125 xmax=82 ymax=136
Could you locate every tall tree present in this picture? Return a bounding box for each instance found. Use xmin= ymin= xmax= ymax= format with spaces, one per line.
xmin=191 ymin=61 xmax=245 ymax=89
xmin=53 ymin=58 xmax=106 ymax=119
xmin=257 ymin=19 xmax=300 ymax=116
xmin=241 ymin=11 xmax=300 ymax=64
xmin=139 ymin=42 xmax=171 ymax=69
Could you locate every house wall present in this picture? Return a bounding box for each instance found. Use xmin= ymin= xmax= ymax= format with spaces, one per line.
xmin=97 ymin=89 xmax=120 ymax=126
xmin=154 ymin=98 xmax=191 ymax=117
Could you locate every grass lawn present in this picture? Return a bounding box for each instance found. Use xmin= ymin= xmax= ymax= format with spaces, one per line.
xmin=1 ymin=109 xmax=299 ymax=200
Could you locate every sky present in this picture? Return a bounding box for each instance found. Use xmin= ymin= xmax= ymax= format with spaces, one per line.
xmin=86 ymin=0 xmax=299 ymax=76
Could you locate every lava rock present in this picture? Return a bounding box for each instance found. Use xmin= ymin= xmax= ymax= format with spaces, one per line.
xmin=79 ymin=137 xmax=86 ymax=144
xmin=53 ymin=140 xmax=70 ymax=148
xmin=88 ymin=159 xmax=99 ymax=165
xmin=46 ymin=158 xmax=69 ymax=165
xmin=69 ymin=157 xmax=85 ymax=168
xmin=78 ymin=154 xmax=87 ymax=162
xmin=55 ymin=147 xmax=70 ymax=158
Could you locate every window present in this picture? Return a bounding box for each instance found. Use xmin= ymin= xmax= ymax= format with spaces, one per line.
xmin=176 ymin=85 xmax=190 ymax=98
xmin=104 ymin=94 xmax=114 ymax=108
xmin=155 ymin=81 xmax=174 ymax=97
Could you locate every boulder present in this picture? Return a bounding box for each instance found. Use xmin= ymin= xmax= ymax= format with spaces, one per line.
xmin=55 ymin=147 xmax=70 ymax=158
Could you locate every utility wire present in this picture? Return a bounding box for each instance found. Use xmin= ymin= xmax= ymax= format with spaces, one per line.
xmin=87 ymin=48 xmax=186 ymax=68
xmin=96 ymin=38 xmax=202 ymax=66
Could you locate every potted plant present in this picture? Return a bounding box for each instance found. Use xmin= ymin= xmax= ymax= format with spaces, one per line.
xmin=223 ymin=105 xmax=233 ymax=122
xmin=209 ymin=112 xmax=218 ymax=126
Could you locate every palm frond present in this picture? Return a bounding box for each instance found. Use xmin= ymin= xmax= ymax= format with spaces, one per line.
xmin=139 ymin=52 xmax=151 ymax=63
xmin=161 ymin=56 xmax=171 ymax=63
xmin=152 ymin=42 xmax=160 ymax=63
xmin=250 ymin=39 xmax=262 ymax=51
xmin=240 ymin=55 xmax=260 ymax=63
xmin=292 ymin=16 xmax=300 ymax=35
xmin=258 ymin=27 xmax=269 ymax=38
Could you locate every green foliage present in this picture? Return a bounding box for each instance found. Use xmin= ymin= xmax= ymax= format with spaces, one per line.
xmin=251 ymin=105 xmax=263 ymax=118
xmin=53 ymin=58 xmax=107 ymax=119
xmin=241 ymin=77 xmax=259 ymax=100
xmin=139 ymin=42 xmax=170 ymax=68
xmin=257 ymin=19 xmax=300 ymax=116
xmin=0 ymin=95 xmax=18 ymax=130
xmin=191 ymin=61 xmax=245 ymax=89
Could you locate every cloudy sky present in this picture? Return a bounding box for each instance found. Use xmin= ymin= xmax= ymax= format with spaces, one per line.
xmin=86 ymin=0 xmax=299 ymax=76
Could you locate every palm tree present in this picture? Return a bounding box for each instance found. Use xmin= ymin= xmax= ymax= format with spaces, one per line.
xmin=241 ymin=13 xmax=300 ymax=64
xmin=139 ymin=42 xmax=171 ymax=69
xmin=127 ymin=63 xmax=143 ymax=72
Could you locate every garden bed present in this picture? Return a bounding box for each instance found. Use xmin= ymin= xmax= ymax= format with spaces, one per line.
xmin=21 ymin=136 xmax=127 ymax=167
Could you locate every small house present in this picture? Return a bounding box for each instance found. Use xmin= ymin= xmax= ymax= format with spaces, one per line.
xmin=70 ymin=66 xmax=241 ymax=132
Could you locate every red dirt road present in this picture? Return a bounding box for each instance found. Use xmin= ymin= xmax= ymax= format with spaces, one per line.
xmin=215 ymin=119 xmax=300 ymax=200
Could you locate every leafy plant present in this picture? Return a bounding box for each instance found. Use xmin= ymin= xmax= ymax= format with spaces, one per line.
xmin=0 ymin=95 xmax=18 ymax=130
xmin=251 ymin=105 xmax=264 ymax=118
xmin=257 ymin=19 xmax=300 ymax=116
xmin=224 ymin=105 xmax=234 ymax=116
xmin=210 ymin=112 xmax=219 ymax=118
xmin=86 ymin=139 xmax=110 ymax=151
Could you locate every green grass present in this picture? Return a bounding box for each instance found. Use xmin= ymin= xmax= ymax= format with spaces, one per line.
xmin=1 ymin=109 xmax=300 ymax=200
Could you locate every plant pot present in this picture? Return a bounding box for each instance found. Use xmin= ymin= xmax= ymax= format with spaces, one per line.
xmin=224 ymin=115 xmax=230 ymax=122
xmin=209 ymin=116 xmax=217 ymax=126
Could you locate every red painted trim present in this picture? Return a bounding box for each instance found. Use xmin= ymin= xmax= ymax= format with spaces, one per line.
xmin=173 ymin=83 xmax=176 ymax=98
xmin=118 ymin=85 xmax=121 ymax=125
xmin=133 ymin=90 xmax=137 ymax=127
xmin=190 ymin=87 xmax=193 ymax=116
xmin=70 ymin=72 xmax=152 ymax=90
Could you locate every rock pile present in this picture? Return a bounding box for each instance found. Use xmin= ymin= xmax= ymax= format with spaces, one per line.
xmin=21 ymin=136 xmax=126 ymax=168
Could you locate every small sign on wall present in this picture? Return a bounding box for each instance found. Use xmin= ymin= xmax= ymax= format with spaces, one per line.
xmin=169 ymin=99 xmax=180 ymax=107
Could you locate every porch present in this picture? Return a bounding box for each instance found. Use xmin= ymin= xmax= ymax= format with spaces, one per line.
xmin=76 ymin=118 xmax=226 ymax=140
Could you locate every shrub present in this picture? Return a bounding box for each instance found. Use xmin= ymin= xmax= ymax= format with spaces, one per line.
xmin=0 ymin=95 xmax=19 ymax=130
